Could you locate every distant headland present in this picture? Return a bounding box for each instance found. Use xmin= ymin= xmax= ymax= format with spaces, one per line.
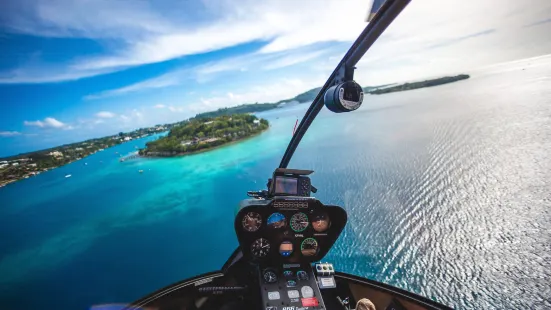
xmin=369 ymin=74 xmax=470 ymax=95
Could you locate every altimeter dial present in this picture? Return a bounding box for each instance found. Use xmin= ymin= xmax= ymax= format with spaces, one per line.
xmin=251 ymin=238 xmax=270 ymax=258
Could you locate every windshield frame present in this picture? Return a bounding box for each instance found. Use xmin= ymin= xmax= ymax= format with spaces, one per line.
xmin=278 ymin=0 xmax=411 ymax=168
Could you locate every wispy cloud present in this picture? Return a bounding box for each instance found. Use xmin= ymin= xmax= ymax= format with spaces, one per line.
xmin=83 ymin=45 xmax=339 ymax=99
xmin=427 ymin=29 xmax=497 ymax=49
xmin=2 ymin=0 xmax=550 ymax=86
xmin=0 ymin=131 xmax=22 ymax=137
xmin=84 ymin=73 xmax=183 ymax=100
xmin=153 ymin=104 xmax=166 ymax=109
xmin=95 ymin=111 xmax=116 ymax=118
xmin=0 ymin=0 xmax=366 ymax=84
xmin=23 ymin=117 xmax=72 ymax=130
xmin=524 ymin=17 xmax=551 ymax=28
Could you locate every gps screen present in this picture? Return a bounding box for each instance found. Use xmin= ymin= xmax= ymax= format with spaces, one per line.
xmin=274 ymin=176 xmax=298 ymax=195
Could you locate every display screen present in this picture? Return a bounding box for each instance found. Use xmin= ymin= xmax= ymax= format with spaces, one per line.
xmin=274 ymin=176 xmax=298 ymax=195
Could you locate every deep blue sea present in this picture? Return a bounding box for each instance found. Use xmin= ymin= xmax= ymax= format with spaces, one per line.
xmin=1 ymin=56 xmax=551 ymax=309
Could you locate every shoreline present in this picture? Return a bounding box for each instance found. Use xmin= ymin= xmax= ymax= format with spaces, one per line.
xmin=141 ymin=127 xmax=269 ymax=159
xmin=0 ymin=135 xmax=162 ymax=188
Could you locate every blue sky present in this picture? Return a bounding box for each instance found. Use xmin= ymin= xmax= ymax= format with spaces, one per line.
xmin=1 ymin=0 xmax=550 ymax=157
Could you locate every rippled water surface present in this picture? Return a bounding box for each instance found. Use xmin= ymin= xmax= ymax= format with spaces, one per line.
xmin=1 ymin=57 xmax=550 ymax=309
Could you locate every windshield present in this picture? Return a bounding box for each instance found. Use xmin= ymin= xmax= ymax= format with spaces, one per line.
xmin=0 ymin=1 xmax=550 ymax=310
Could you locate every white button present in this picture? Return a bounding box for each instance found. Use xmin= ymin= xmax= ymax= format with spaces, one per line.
xmin=301 ymin=286 xmax=314 ymax=298
xmin=287 ymin=290 xmax=299 ymax=298
xmin=268 ymin=291 xmax=280 ymax=300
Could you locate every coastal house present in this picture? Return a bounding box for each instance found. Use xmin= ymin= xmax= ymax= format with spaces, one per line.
xmin=181 ymin=140 xmax=194 ymax=146
xmin=202 ymin=137 xmax=220 ymax=144
xmin=48 ymin=151 xmax=64 ymax=158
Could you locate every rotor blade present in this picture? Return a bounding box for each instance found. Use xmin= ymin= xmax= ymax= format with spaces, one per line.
xmin=278 ymin=0 xmax=411 ymax=169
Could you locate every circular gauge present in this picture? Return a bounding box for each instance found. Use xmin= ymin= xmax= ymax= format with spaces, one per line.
xmin=290 ymin=212 xmax=309 ymax=232
xmin=263 ymin=269 xmax=278 ymax=283
xmin=267 ymin=212 xmax=286 ymax=229
xmin=279 ymin=241 xmax=294 ymax=257
xmin=312 ymin=212 xmax=330 ymax=232
xmin=297 ymin=270 xmax=309 ymax=280
xmin=301 ymin=238 xmax=318 ymax=257
xmin=251 ymin=238 xmax=270 ymax=258
xmin=242 ymin=212 xmax=262 ymax=232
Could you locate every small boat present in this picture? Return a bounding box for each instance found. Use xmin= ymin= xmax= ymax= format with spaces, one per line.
xmin=65 ymin=174 xmax=72 ymax=178
xmin=138 ymin=170 xmax=144 ymax=173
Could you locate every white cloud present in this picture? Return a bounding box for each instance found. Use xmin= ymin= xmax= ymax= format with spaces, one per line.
xmin=0 ymin=131 xmax=22 ymax=137
xmin=0 ymin=61 xmax=117 ymax=84
xmin=83 ymin=45 xmax=338 ymax=99
xmin=84 ymin=73 xmax=182 ymax=100
xmin=154 ymin=104 xmax=166 ymax=109
xmin=301 ymin=0 xmax=551 ymax=86
xmin=0 ymin=0 xmax=549 ymax=92
xmin=96 ymin=111 xmax=116 ymax=118
xmin=23 ymin=117 xmax=68 ymax=129
xmin=0 ymin=0 xmax=364 ymax=83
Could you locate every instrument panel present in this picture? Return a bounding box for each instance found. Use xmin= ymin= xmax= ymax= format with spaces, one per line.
xmin=234 ymin=198 xmax=347 ymax=263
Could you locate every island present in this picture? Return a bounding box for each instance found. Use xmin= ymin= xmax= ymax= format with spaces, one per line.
xmin=369 ymin=74 xmax=470 ymax=95
xmin=139 ymin=114 xmax=269 ymax=157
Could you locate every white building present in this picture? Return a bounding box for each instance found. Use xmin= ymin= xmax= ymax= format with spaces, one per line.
xmin=124 ymin=137 xmax=132 ymax=141
xmin=48 ymin=151 xmax=64 ymax=157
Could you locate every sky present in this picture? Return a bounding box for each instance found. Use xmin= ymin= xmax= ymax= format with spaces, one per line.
xmin=0 ymin=0 xmax=550 ymax=157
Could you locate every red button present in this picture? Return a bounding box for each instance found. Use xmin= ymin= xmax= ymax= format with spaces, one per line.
xmin=301 ymin=297 xmax=319 ymax=307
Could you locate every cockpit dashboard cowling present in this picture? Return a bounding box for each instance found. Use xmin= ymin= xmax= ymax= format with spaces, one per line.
xmin=234 ymin=197 xmax=347 ymax=264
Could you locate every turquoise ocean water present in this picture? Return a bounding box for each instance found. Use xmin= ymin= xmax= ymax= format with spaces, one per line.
xmin=1 ymin=57 xmax=551 ymax=309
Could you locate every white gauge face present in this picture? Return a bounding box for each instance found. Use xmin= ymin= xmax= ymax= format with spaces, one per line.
xmin=251 ymin=238 xmax=270 ymax=258
xmin=301 ymin=286 xmax=314 ymax=298
xmin=263 ymin=270 xmax=277 ymax=283
xmin=242 ymin=212 xmax=262 ymax=232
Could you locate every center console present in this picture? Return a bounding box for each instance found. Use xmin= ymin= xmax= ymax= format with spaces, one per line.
xmin=259 ymin=263 xmax=327 ymax=310
xmin=234 ymin=196 xmax=346 ymax=310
